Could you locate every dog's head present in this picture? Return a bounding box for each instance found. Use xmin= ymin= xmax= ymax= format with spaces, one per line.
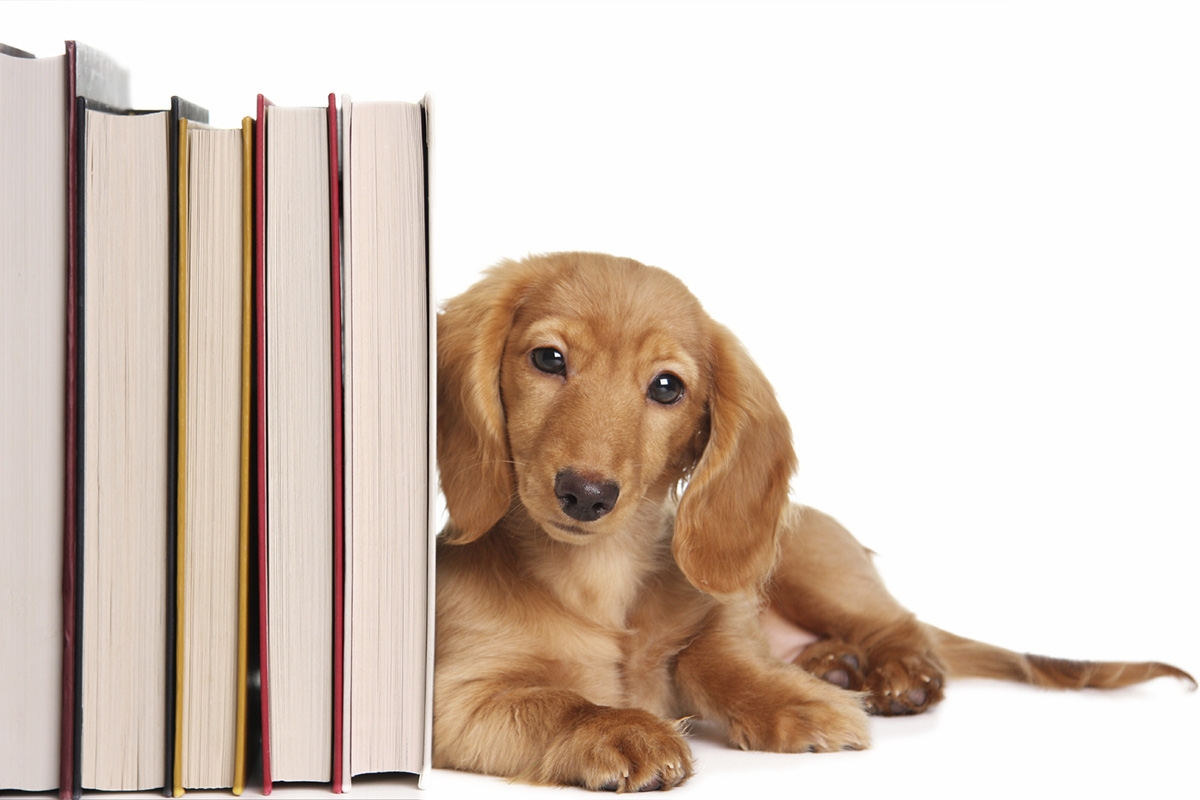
xmin=437 ymin=252 xmax=796 ymax=596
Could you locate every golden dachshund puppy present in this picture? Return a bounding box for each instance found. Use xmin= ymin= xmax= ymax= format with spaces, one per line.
xmin=432 ymin=252 xmax=1193 ymax=792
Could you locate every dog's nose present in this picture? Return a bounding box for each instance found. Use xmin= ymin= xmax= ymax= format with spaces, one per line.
xmin=554 ymin=469 xmax=620 ymax=522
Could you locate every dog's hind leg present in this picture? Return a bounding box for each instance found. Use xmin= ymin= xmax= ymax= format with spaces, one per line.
xmin=765 ymin=505 xmax=1196 ymax=712
xmin=673 ymin=599 xmax=872 ymax=753
xmin=765 ymin=504 xmax=946 ymax=716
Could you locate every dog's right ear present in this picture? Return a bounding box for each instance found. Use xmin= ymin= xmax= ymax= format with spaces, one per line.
xmin=437 ymin=261 xmax=526 ymax=543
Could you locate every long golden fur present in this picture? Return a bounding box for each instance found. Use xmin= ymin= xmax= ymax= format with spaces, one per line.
xmin=432 ymin=252 xmax=1193 ymax=791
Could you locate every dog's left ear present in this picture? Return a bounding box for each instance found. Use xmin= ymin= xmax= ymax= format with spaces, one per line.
xmin=673 ymin=323 xmax=796 ymax=596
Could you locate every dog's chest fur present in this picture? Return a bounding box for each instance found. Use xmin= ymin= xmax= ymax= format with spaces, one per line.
xmin=468 ymin=505 xmax=718 ymax=717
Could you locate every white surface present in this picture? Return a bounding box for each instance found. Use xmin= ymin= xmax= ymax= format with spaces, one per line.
xmin=7 ymin=1 xmax=1197 ymax=797
xmin=190 ymin=677 xmax=1198 ymax=799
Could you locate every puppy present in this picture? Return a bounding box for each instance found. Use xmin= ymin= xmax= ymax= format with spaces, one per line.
xmin=432 ymin=252 xmax=1193 ymax=791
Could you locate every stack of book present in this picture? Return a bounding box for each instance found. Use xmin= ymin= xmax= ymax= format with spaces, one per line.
xmin=0 ymin=41 xmax=436 ymax=798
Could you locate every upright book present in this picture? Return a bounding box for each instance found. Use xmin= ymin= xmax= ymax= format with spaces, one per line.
xmin=71 ymin=93 xmax=206 ymax=796
xmin=172 ymin=116 xmax=254 ymax=796
xmin=0 ymin=40 xmax=128 ymax=797
xmin=339 ymin=94 xmax=436 ymax=789
xmin=61 ymin=45 xmax=134 ymax=798
xmin=0 ymin=41 xmax=70 ymax=796
xmin=255 ymin=94 xmax=342 ymax=793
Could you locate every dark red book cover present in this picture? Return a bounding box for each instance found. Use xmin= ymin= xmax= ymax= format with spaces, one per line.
xmin=327 ymin=92 xmax=346 ymax=796
xmin=256 ymin=93 xmax=344 ymax=795
xmin=62 ymin=51 xmax=82 ymax=800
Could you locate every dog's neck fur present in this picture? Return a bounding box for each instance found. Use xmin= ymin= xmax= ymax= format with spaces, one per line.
xmin=507 ymin=500 xmax=679 ymax=632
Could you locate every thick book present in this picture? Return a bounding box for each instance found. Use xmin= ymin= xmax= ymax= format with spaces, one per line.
xmin=0 ymin=40 xmax=128 ymax=797
xmin=255 ymin=94 xmax=342 ymax=794
xmin=172 ymin=116 xmax=254 ymax=796
xmin=71 ymin=93 xmax=205 ymax=796
xmin=339 ymin=94 xmax=436 ymax=789
xmin=61 ymin=44 xmax=131 ymax=798
xmin=0 ymin=42 xmax=70 ymax=796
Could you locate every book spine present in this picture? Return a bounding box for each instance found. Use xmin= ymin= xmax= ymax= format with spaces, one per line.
xmin=61 ymin=87 xmax=87 ymax=800
xmin=233 ymin=116 xmax=255 ymax=799
xmin=171 ymin=116 xmax=190 ymax=799
xmin=327 ymin=93 xmax=346 ymax=795
xmin=254 ymin=93 xmax=273 ymax=797
xmin=167 ymin=97 xmax=209 ymax=799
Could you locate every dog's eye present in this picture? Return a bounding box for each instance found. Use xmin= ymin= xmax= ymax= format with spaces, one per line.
xmin=531 ymin=347 xmax=567 ymax=375
xmin=648 ymin=373 xmax=685 ymax=405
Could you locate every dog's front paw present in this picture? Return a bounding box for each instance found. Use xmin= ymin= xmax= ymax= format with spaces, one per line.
xmin=537 ymin=706 xmax=693 ymax=792
xmin=862 ymin=650 xmax=945 ymax=716
xmin=725 ymin=682 xmax=871 ymax=754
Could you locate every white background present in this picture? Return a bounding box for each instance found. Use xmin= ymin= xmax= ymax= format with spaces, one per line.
xmin=9 ymin=1 xmax=1197 ymax=798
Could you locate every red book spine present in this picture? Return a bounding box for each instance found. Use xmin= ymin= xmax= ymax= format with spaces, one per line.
xmin=327 ymin=93 xmax=346 ymax=795
xmin=61 ymin=41 xmax=81 ymax=800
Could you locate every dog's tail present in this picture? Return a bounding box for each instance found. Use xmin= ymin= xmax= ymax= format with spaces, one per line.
xmin=927 ymin=625 xmax=1197 ymax=691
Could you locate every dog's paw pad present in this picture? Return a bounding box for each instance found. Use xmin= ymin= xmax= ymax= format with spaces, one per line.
xmin=863 ymin=656 xmax=944 ymax=716
xmin=796 ymin=640 xmax=866 ymax=691
xmin=821 ymin=656 xmax=860 ymax=690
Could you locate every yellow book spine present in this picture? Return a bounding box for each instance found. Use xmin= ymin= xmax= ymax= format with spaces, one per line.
xmin=233 ymin=116 xmax=254 ymax=797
